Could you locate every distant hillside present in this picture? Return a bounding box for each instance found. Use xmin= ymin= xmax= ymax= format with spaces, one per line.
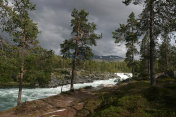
xmin=92 ymin=55 xmax=124 ymax=62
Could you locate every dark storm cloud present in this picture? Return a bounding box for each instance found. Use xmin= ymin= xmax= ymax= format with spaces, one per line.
xmin=31 ymin=0 xmax=143 ymax=57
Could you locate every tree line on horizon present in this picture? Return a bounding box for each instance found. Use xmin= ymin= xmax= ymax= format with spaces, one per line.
xmin=0 ymin=0 xmax=176 ymax=106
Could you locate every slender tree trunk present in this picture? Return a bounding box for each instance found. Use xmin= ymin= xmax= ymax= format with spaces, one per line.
xmin=71 ymin=57 xmax=75 ymax=90
xmin=0 ymin=40 xmax=3 ymax=57
xmin=17 ymin=30 xmax=26 ymax=105
xmin=132 ymin=40 xmax=135 ymax=77
xmin=71 ymin=40 xmax=78 ymax=90
xmin=149 ymin=0 xmax=156 ymax=86
xmin=61 ymin=84 xmax=63 ymax=93
xmin=71 ymin=21 xmax=82 ymax=90
xmin=148 ymin=59 xmax=150 ymax=76
xmin=165 ymin=40 xmax=168 ymax=70
xmin=148 ymin=36 xmax=150 ymax=77
xmin=63 ymin=58 xmax=65 ymax=69
xmin=0 ymin=40 xmax=3 ymax=52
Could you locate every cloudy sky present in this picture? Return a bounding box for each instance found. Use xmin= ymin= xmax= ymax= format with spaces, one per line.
xmin=31 ymin=0 xmax=143 ymax=57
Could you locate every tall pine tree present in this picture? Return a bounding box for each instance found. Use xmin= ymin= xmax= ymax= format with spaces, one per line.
xmin=158 ymin=32 xmax=171 ymax=72
xmin=113 ymin=12 xmax=139 ymax=77
xmin=123 ymin=0 xmax=176 ymax=85
xmin=140 ymin=31 xmax=150 ymax=77
xmin=60 ymin=9 xmax=101 ymax=90
xmin=0 ymin=0 xmax=39 ymax=105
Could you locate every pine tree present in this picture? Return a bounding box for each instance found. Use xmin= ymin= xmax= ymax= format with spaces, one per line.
xmin=140 ymin=31 xmax=150 ymax=77
xmin=60 ymin=9 xmax=101 ymax=90
xmin=123 ymin=0 xmax=156 ymax=85
xmin=158 ymin=32 xmax=171 ymax=72
xmin=112 ymin=12 xmax=139 ymax=77
xmin=0 ymin=0 xmax=39 ymax=105
xmin=169 ymin=46 xmax=176 ymax=71
xmin=0 ymin=35 xmax=4 ymax=52
xmin=123 ymin=0 xmax=176 ymax=85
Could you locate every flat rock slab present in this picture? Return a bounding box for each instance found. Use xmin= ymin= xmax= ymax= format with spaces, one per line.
xmin=0 ymin=86 xmax=118 ymax=117
xmin=40 ymin=108 xmax=76 ymax=117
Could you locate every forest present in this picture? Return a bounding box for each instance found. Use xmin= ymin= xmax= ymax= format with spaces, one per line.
xmin=0 ymin=0 xmax=176 ymax=116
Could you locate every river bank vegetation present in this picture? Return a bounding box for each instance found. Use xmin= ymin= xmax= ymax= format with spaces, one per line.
xmin=90 ymin=78 xmax=176 ymax=117
xmin=0 ymin=0 xmax=176 ymax=116
xmin=0 ymin=43 xmax=130 ymax=87
xmin=0 ymin=78 xmax=175 ymax=117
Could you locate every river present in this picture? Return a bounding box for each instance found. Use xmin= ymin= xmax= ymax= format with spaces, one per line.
xmin=0 ymin=73 xmax=132 ymax=112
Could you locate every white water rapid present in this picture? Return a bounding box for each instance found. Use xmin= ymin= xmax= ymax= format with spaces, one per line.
xmin=0 ymin=73 xmax=132 ymax=112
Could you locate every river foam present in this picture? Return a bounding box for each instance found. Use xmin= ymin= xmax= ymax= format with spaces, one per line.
xmin=0 ymin=73 xmax=132 ymax=112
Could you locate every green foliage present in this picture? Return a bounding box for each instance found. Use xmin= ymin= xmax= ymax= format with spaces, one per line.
xmin=0 ymin=39 xmax=130 ymax=86
xmin=0 ymin=43 xmax=20 ymax=83
xmin=23 ymin=48 xmax=55 ymax=87
xmin=84 ymin=98 xmax=102 ymax=114
xmin=113 ymin=12 xmax=139 ymax=76
xmin=90 ymin=79 xmax=176 ymax=117
xmin=158 ymin=41 xmax=176 ymax=72
xmin=61 ymin=8 xmax=102 ymax=61
xmin=82 ymin=60 xmax=131 ymax=73
xmin=169 ymin=46 xmax=176 ymax=71
xmin=124 ymin=0 xmax=176 ymax=85
xmin=117 ymin=95 xmax=148 ymax=111
xmin=93 ymin=95 xmax=149 ymax=117
xmin=0 ymin=0 xmax=39 ymax=46
xmin=122 ymin=0 xmax=142 ymax=5
xmin=0 ymin=40 xmax=130 ymax=87
xmin=139 ymin=31 xmax=150 ymax=77
xmin=136 ymin=0 xmax=176 ymax=77
xmin=0 ymin=44 xmax=55 ymax=87
xmin=60 ymin=8 xmax=102 ymax=89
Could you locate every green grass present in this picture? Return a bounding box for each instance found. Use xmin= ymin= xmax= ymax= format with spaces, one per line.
xmin=89 ymin=78 xmax=176 ymax=117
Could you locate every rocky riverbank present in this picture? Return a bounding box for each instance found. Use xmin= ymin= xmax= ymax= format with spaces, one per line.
xmin=48 ymin=72 xmax=118 ymax=88
xmin=0 ymin=73 xmax=131 ymax=112
xmin=0 ymin=83 xmax=120 ymax=117
xmin=1 ymin=78 xmax=175 ymax=117
xmin=0 ymin=82 xmax=32 ymax=88
xmin=0 ymin=71 xmax=118 ymax=88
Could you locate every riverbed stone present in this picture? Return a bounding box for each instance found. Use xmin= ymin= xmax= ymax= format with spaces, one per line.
xmin=73 ymin=102 xmax=84 ymax=110
xmin=48 ymin=72 xmax=118 ymax=88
